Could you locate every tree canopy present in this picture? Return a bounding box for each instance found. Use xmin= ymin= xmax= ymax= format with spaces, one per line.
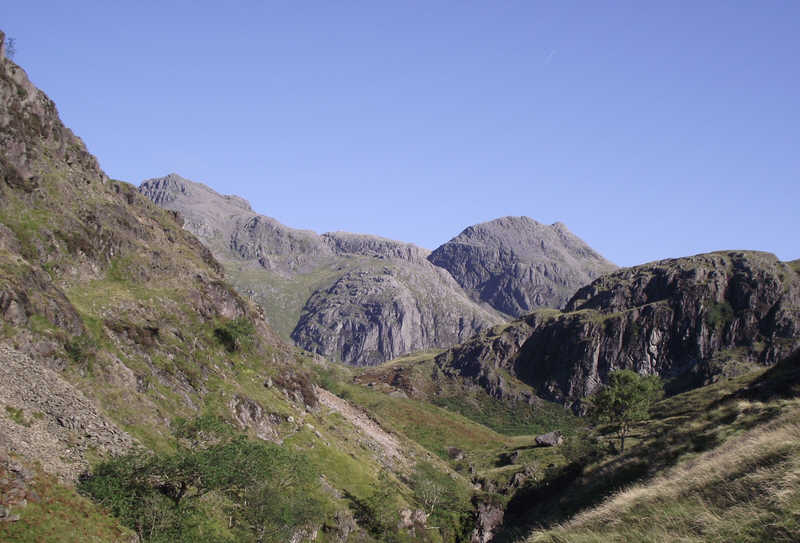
xmin=587 ymin=369 xmax=663 ymax=453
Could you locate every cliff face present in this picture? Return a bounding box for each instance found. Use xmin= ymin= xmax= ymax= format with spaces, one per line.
xmin=430 ymin=251 xmax=800 ymax=410
xmin=428 ymin=217 xmax=617 ymax=316
xmin=139 ymin=175 xmax=502 ymax=365
xmin=292 ymin=256 xmax=499 ymax=366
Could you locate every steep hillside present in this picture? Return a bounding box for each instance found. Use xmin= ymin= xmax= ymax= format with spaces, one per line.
xmin=428 ymin=217 xmax=617 ymax=316
xmin=516 ymin=349 xmax=800 ymax=543
xmin=139 ymin=174 xmax=502 ymax=365
xmin=0 ymin=33 xmax=466 ymax=542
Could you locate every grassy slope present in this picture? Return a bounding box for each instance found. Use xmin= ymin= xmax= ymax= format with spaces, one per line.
xmin=522 ymin=351 xmax=800 ymax=543
xmin=354 ymin=349 xmax=581 ymax=439
xmin=317 ymin=359 xmax=581 ymax=498
xmin=0 ymin=465 xmax=135 ymax=543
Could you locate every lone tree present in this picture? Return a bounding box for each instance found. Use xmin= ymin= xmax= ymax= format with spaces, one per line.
xmin=587 ymin=369 xmax=663 ymax=453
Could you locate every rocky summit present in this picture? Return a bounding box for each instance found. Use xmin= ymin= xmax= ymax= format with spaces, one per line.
xmin=428 ymin=216 xmax=617 ymax=316
xmin=139 ymin=174 xmax=503 ymax=365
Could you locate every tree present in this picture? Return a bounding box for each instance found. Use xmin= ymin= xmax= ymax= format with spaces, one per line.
xmin=79 ymin=416 xmax=328 ymax=542
xmin=587 ymin=369 xmax=663 ymax=453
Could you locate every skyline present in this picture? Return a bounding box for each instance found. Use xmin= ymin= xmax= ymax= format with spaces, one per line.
xmin=3 ymin=2 xmax=798 ymax=266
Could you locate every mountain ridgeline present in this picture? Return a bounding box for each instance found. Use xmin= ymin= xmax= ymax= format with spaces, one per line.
xmin=139 ymin=175 xmax=617 ymax=365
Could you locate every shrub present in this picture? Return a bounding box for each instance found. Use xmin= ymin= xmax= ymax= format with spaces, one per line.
xmin=64 ymin=333 xmax=97 ymax=369
xmin=213 ymin=317 xmax=255 ymax=353
xmin=707 ymin=300 xmax=735 ymax=331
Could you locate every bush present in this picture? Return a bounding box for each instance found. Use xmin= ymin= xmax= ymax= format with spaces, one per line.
xmin=411 ymin=462 xmax=473 ymax=542
xmin=561 ymin=428 xmax=605 ymax=467
xmin=213 ymin=317 xmax=255 ymax=353
xmin=64 ymin=333 xmax=97 ymax=369
xmin=707 ymin=300 xmax=735 ymax=331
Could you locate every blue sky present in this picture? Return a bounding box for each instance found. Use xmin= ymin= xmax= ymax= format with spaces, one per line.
xmin=3 ymin=1 xmax=798 ymax=266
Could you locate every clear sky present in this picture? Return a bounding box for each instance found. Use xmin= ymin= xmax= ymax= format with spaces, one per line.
xmin=3 ymin=1 xmax=798 ymax=266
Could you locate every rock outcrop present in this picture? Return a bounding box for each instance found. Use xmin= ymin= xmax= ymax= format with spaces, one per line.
xmin=431 ymin=251 xmax=800 ymax=411
xmin=293 ymin=258 xmax=499 ymax=365
xmin=429 ymin=216 xmax=617 ymax=316
xmin=139 ymin=175 xmax=502 ymax=365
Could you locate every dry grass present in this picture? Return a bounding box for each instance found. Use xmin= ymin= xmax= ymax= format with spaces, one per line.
xmin=528 ymin=402 xmax=800 ymax=543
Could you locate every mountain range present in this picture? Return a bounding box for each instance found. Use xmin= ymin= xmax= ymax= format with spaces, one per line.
xmin=138 ymin=174 xmax=616 ymax=365
xmin=1 ymin=30 xmax=799 ymax=543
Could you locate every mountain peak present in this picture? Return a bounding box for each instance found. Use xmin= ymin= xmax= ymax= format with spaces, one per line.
xmin=139 ymin=174 xmax=253 ymax=212
xmin=429 ymin=216 xmax=617 ymax=315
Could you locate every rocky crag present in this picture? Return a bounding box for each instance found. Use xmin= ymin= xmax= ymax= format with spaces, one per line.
xmin=429 ymin=216 xmax=617 ymax=316
xmin=139 ymin=174 xmax=503 ymax=365
xmin=403 ymin=251 xmax=800 ymax=411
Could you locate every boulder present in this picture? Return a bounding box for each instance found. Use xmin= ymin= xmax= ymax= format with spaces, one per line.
xmin=535 ymin=431 xmax=564 ymax=447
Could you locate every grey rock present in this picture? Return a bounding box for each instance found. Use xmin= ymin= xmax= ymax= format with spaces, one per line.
xmin=139 ymin=175 xmax=503 ymax=365
xmin=471 ymin=500 xmax=504 ymax=543
xmin=292 ymin=260 xmax=501 ymax=365
xmin=432 ymin=250 xmax=800 ymax=411
xmin=228 ymin=395 xmax=280 ymax=442
xmin=429 ymin=216 xmax=617 ymax=316
xmin=535 ymin=431 xmax=564 ymax=447
xmin=0 ymin=344 xmax=135 ymax=481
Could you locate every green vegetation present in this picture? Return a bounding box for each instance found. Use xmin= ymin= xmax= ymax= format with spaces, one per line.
xmin=213 ymin=317 xmax=255 ymax=353
xmin=431 ymin=394 xmax=578 ymax=437
xmin=707 ymin=300 xmax=735 ymax=331
xmin=0 ymin=465 xmax=134 ymax=543
xmin=64 ymin=333 xmax=98 ymax=368
xmin=411 ymin=462 xmax=473 ymax=542
xmin=79 ymin=416 xmax=329 ymax=543
xmin=4 ymin=405 xmax=30 ymax=427
xmin=587 ymin=370 xmax=663 ymax=453
xmin=485 ymin=352 xmax=800 ymax=543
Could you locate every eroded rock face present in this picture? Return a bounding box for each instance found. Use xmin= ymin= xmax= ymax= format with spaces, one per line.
xmin=139 ymin=175 xmax=502 ymax=364
xmin=471 ymin=500 xmax=504 ymax=543
xmin=518 ymin=251 xmax=800 ymax=408
xmin=293 ymin=260 xmax=501 ymax=365
xmin=429 ymin=216 xmax=617 ymax=316
xmin=433 ymin=251 xmax=800 ymax=411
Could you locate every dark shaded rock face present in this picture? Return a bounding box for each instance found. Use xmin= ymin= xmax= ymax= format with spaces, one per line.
xmin=139 ymin=175 xmax=502 ymax=365
xmin=520 ymin=251 xmax=800 ymax=408
xmin=433 ymin=251 xmax=800 ymax=411
xmin=428 ymin=217 xmax=617 ymax=316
